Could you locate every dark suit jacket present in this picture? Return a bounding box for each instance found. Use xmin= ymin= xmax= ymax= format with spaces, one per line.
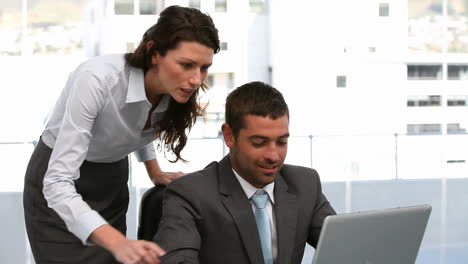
xmin=154 ymin=155 xmax=336 ymax=264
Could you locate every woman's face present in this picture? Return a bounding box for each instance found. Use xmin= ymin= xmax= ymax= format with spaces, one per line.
xmin=145 ymin=41 xmax=214 ymax=104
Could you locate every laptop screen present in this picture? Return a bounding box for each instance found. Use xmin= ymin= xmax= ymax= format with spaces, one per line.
xmin=312 ymin=204 xmax=432 ymax=264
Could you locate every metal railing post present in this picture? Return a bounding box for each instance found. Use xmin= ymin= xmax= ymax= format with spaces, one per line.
xmin=309 ymin=135 xmax=313 ymax=168
xmin=394 ymin=133 xmax=398 ymax=180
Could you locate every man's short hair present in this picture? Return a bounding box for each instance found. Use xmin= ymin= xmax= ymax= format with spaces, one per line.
xmin=225 ymin=81 xmax=289 ymax=137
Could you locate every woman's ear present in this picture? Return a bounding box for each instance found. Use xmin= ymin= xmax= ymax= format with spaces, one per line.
xmin=146 ymin=40 xmax=155 ymax=52
xmin=146 ymin=40 xmax=159 ymax=65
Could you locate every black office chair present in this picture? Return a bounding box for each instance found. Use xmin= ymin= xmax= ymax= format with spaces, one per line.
xmin=137 ymin=185 xmax=166 ymax=241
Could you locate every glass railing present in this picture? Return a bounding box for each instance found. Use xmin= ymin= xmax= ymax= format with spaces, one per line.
xmin=1 ymin=134 xmax=468 ymax=263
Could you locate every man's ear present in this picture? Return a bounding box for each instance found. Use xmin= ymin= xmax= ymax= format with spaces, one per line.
xmin=146 ymin=40 xmax=159 ymax=65
xmin=222 ymin=123 xmax=235 ymax=148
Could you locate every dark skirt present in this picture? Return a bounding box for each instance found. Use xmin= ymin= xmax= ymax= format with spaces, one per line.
xmin=23 ymin=138 xmax=129 ymax=264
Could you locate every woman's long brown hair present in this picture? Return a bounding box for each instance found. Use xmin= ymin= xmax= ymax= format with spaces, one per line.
xmin=125 ymin=5 xmax=220 ymax=162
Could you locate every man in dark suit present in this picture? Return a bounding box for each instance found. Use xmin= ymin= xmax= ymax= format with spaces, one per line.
xmin=154 ymin=81 xmax=336 ymax=264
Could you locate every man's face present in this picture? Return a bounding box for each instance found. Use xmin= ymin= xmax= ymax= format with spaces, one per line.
xmin=222 ymin=114 xmax=289 ymax=188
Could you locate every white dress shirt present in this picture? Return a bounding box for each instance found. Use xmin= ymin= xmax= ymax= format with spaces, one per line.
xmin=41 ymin=54 xmax=170 ymax=244
xmin=232 ymin=169 xmax=278 ymax=262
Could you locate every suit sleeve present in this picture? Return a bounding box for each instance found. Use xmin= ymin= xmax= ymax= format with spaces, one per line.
xmin=154 ymin=179 xmax=201 ymax=264
xmin=307 ymin=169 xmax=336 ymax=248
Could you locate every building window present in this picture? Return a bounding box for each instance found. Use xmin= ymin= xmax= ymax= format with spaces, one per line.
xmin=206 ymin=75 xmax=214 ymax=87
xmin=448 ymin=64 xmax=468 ymax=80
xmin=447 ymin=95 xmax=468 ymax=106
xmin=140 ymin=0 xmax=156 ymax=15
xmin=379 ymin=3 xmax=389 ymax=17
xmin=206 ymin=72 xmax=234 ymax=89
xmin=207 ymin=112 xmax=225 ymax=124
xmin=115 ymin=0 xmax=134 ymax=15
xmin=220 ymin=42 xmax=228 ymax=51
xmin=250 ymin=0 xmax=265 ymax=13
xmin=336 ymin=75 xmax=346 ymax=88
xmin=407 ymin=124 xmax=442 ymax=135
xmin=448 ymin=1 xmax=468 ymax=52
xmin=447 ymin=123 xmax=467 ymax=134
xmin=215 ymin=0 xmax=227 ymax=12
xmin=0 ymin=0 xmax=21 ymax=55
xmin=407 ymin=64 xmax=443 ymax=80
xmin=189 ymin=0 xmax=201 ymax=9
xmin=408 ymin=0 xmax=443 ymax=53
xmin=407 ymin=95 xmax=441 ymax=107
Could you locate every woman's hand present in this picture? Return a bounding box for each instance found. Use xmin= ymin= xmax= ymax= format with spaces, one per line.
xmin=110 ymin=238 xmax=165 ymax=264
xmin=152 ymin=171 xmax=185 ymax=185
xmin=91 ymin=224 xmax=165 ymax=264
xmin=152 ymin=171 xmax=184 ymax=185
xmin=144 ymin=159 xmax=185 ymax=185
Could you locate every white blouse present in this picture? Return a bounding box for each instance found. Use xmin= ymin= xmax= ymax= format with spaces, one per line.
xmin=41 ymin=54 xmax=170 ymax=244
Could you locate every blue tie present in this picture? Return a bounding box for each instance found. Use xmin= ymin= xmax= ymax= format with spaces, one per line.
xmin=251 ymin=190 xmax=273 ymax=264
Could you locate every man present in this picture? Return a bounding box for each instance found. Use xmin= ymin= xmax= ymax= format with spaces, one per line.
xmin=154 ymin=81 xmax=336 ymax=264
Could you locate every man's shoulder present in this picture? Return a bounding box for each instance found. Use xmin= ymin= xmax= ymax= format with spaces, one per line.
xmin=280 ymin=164 xmax=321 ymax=190
xmin=168 ymin=161 xmax=220 ymax=191
xmin=281 ymin=164 xmax=319 ymax=178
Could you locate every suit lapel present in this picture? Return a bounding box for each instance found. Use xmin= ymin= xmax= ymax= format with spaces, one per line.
xmin=218 ymin=156 xmax=265 ymax=264
xmin=274 ymin=173 xmax=298 ymax=264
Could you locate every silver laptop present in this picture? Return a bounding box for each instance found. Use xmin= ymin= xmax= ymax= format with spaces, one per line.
xmin=312 ymin=204 xmax=432 ymax=264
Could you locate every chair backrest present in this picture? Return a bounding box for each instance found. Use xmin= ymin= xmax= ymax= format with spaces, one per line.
xmin=137 ymin=185 xmax=166 ymax=241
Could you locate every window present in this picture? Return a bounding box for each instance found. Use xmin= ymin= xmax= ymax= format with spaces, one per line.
xmin=0 ymin=1 xmax=21 ymax=55
xmin=215 ymin=0 xmax=227 ymax=12
xmin=408 ymin=0 xmax=443 ymax=53
xmin=407 ymin=95 xmax=441 ymax=107
xmin=447 ymin=159 xmax=466 ymax=164
xmin=189 ymin=0 xmax=201 ymax=9
xmin=448 ymin=64 xmax=468 ymax=80
xmin=407 ymin=124 xmax=442 ymax=135
xmin=250 ymin=0 xmax=265 ymax=13
xmin=447 ymin=123 xmax=467 ymax=134
xmin=140 ymin=0 xmax=156 ymax=15
xmin=448 ymin=0 xmax=468 ymax=52
xmin=407 ymin=64 xmax=443 ymax=80
xmin=206 ymin=112 xmax=224 ymax=121
xmin=206 ymin=75 xmax=214 ymax=87
xmin=447 ymin=95 xmax=468 ymax=106
xmin=115 ymin=0 xmax=134 ymax=15
xmin=379 ymin=3 xmax=389 ymax=17
xmin=206 ymin=72 xmax=234 ymax=89
xmin=220 ymin=42 xmax=228 ymax=51
xmin=336 ymin=75 xmax=346 ymax=88
xmin=26 ymin=0 xmax=86 ymax=55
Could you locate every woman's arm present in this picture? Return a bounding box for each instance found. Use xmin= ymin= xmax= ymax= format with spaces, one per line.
xmin=43 ymin=71 xmax=109 ymax=244
xmin=144 ymin=158 xmax=184 ymax=185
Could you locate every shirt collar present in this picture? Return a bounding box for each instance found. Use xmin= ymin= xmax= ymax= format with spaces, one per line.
xmin=232 ymin=168 xmax=275 ymax=204
xmin=126 ymin=66 xmax=171 ymax=113
xmin=126 ymin=66 xmax=148 ymax=104
xmin=154 ymin=94 xmax=170 ymax=113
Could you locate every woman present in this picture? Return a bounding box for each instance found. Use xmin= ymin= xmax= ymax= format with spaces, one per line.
xmin=23 ymin=5 xmax=220 ymax=264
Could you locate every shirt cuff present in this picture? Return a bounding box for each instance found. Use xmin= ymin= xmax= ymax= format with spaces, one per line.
xmin=70 ymin=209 xmax=108 ymax=245
xmin=134 ymin=142 xmax=156 ymax=162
